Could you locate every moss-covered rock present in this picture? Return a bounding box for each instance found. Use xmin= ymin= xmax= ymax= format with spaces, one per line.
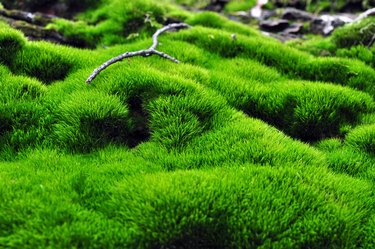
xmin=332 ymin=17 xmax=375 ymax=48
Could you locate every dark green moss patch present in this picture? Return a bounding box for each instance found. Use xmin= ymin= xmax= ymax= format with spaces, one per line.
xmin=0 ymin=22 xmax=26 ymax=65
xmin=332 ymin=17 xmax=375 ymax=48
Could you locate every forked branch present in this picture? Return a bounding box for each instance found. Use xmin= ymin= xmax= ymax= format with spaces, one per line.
xmin=86 ymin=23 xmax=190 ymax=84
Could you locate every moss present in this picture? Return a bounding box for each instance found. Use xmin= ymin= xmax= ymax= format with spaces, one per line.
xmin=50 ymin=0 xmax=166 ymax=48
xmin=186 ymin=11 xmax=260 ymax=37
xmin=173 ymin=26 xmax=375 ymax=96
xmin=336 ymin=45 xmax=374 ymax=65
xmin=0 ymin=75 xmax=46 ymax=103
xmin=53 ymin=90 xmax=133 ymax=152
xmin=208 ymin=67 xmax=374 ymax=141
xmin=0 ymin=101 xmax=50 ymax=152
xmin=0 ymin=22 xmax=26 ymax=65
xmin=345 ymin=124 xmax=375 ymax=155
xmin=1 ymin=1 xmax=375 ymax=247
xmin=105 ymin=166 xmax=373 ymax=248
xmin=224 ymin=0 xmax=257 ymax=12
xmin=11 ymin=43 xmax=73 ymax=84
xmin=332 ymin=17 xmax=375 ymax=48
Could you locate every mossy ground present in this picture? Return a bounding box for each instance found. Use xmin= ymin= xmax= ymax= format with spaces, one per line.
xmin=1 ymin=1 xmax=375 ymax=248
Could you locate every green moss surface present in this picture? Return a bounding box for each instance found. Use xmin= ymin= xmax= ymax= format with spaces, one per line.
xmin=1 ymin=1 xmax=375 ymax=248
xmin=288 ymin=17 xmax=375 ymax=68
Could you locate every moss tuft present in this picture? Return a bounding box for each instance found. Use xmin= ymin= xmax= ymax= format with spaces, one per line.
xmin=9 ymin=42 xmax=73 ymax=84
xmin=0 ymin=22 xmax=26 ymax=65
xmin=53 ymin=90 xmax=133 ymax=153
xmin=345 ymin=124 xmax=375 ymax=155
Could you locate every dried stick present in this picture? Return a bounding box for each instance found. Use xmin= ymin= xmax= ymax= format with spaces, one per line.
xmin=86 ymin=23 xmax=190 ymax=84
xmin=354 ymin=7 xmax=375 ymax=23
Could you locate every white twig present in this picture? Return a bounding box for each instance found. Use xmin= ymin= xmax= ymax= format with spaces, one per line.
xmin=86 ymin=23 xmax=190 ymax=84
xmin=354 ymin=7 xmax=375 ymax=23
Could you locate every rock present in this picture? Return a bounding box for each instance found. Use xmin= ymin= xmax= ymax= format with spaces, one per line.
xmin=0 ymin=7 xmax=86 ymax=47
xmin=311 ymin=15 xmax=353 ymax=35
xmin=233 ymin=11 xmax=250 ymax=19
xmin=282 ymin=22 xmax=304 ymax=34
xmin=259 ymin=19 xmax=290 ymax=32
xmin=1 ymin=0 xmax=94 ymax=19
xmin=272 ymin=0 xmax=306 ymax=10
xmin=282 ymin=7 xmax=315 ymax=21
xmin=0 ymin=8 xmax=54 ymax=26
xmin=204 ymin=0 xmax=229 ymax=12
xmin=260 ymin=9 xmax=277 ymax=20
xmin=10 ymin=20 xmax=68 ymax=44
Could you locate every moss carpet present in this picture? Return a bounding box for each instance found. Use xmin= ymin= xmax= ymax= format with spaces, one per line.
xmin=1 ymin=1 xmax=375 ymax=248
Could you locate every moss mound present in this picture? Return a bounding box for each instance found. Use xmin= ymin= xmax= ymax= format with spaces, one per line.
xmin=332 ymin=17 xmax=375 ymax=49
xmin=346 ymin=124 xmax=375 ymax=155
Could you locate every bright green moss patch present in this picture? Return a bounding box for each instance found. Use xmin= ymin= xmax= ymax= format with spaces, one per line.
xmin=137 ymin=112 xmax=326 ymax=170
xmin=186 ymin=11 xmax=260 ymax=37
xmin=173 ymin=26 xmax=375 ymax=96
xmin=9 ymin=42 xmax=74 ymax=84
xmin=316 ymin=138 xmax=375 ymax=178
xmin=107 ymin=166 xmax=373 ymax=248
xmin=1 ymin=158 xmax=373 ymax=248
xmin=207 ymin=65 xmax=374 ymax=141
xmin=0 ymin=102 xmax=50 ymax=154
xmin=2 ymin=1 xmax=375 ymax=247
xmin=288 ymin=20 xmax=375 ymax=68
xmin=224 ymin=0 xmax=257 ymax=12
xmin=346 ymin=124 xmax=375 ymax=155
xmin=336 ymin=45 xmax=374 ymax=65
xmin=0 ymin=75 xmax=46 ymax=103
xmin=53 ymin=90 xmax=133 ymax=152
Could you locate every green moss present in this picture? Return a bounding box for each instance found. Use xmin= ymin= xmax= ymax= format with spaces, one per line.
xmin=0 ymin=22 xmax=26 ymax=65
xmin=345 ymin=124 xmax=375 ymax=155
xmin=105 ymin=166 xmax=373 ymax=248
xmin=137 ymin=112 xmax=326 ymax=170
xmin=332 ymin=17 xmax=375 ymax=48
xmin=0 ymin=75 xmax=46 ymax=103
xmin=336 ymin=45 xmax=374 ymax=65
xmin=186 ymin=11 xmax=260 ymax=37
xmin=173 ymin=26 xmax=375 ymax=96
xmin=51 ymin=0 xmax=166 ymax=48
xmin=53 ymin=90 xmax=133 ymax=152
xmin=2 ymin=41 xmax=76 ymax=84
xmin=224 ymin=0 xmax=257 ymax=12
xmin=205 ymin=61 xmax=374 ymax=141
xmin=286 ymin=37 xmax=337 ymax=57
xmin=1 ymin=156 xmax=373 ymax=248
xmin=0 ymin=101 xmax=50 ymax=153
xmin=270 ymin=0 xmax=374 ymax=12
xmin=1 ymin=1 xmax=375 ymax=247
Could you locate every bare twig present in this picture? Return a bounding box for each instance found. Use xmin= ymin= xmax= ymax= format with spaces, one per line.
xmin=354 ymin=7 xmax=375 ymax=23
xmin=86 ymin=23 xmax=190 ymax=84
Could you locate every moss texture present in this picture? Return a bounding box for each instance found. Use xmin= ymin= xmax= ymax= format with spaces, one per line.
xmin=1 ymin=1 xmax=375 ymax=248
